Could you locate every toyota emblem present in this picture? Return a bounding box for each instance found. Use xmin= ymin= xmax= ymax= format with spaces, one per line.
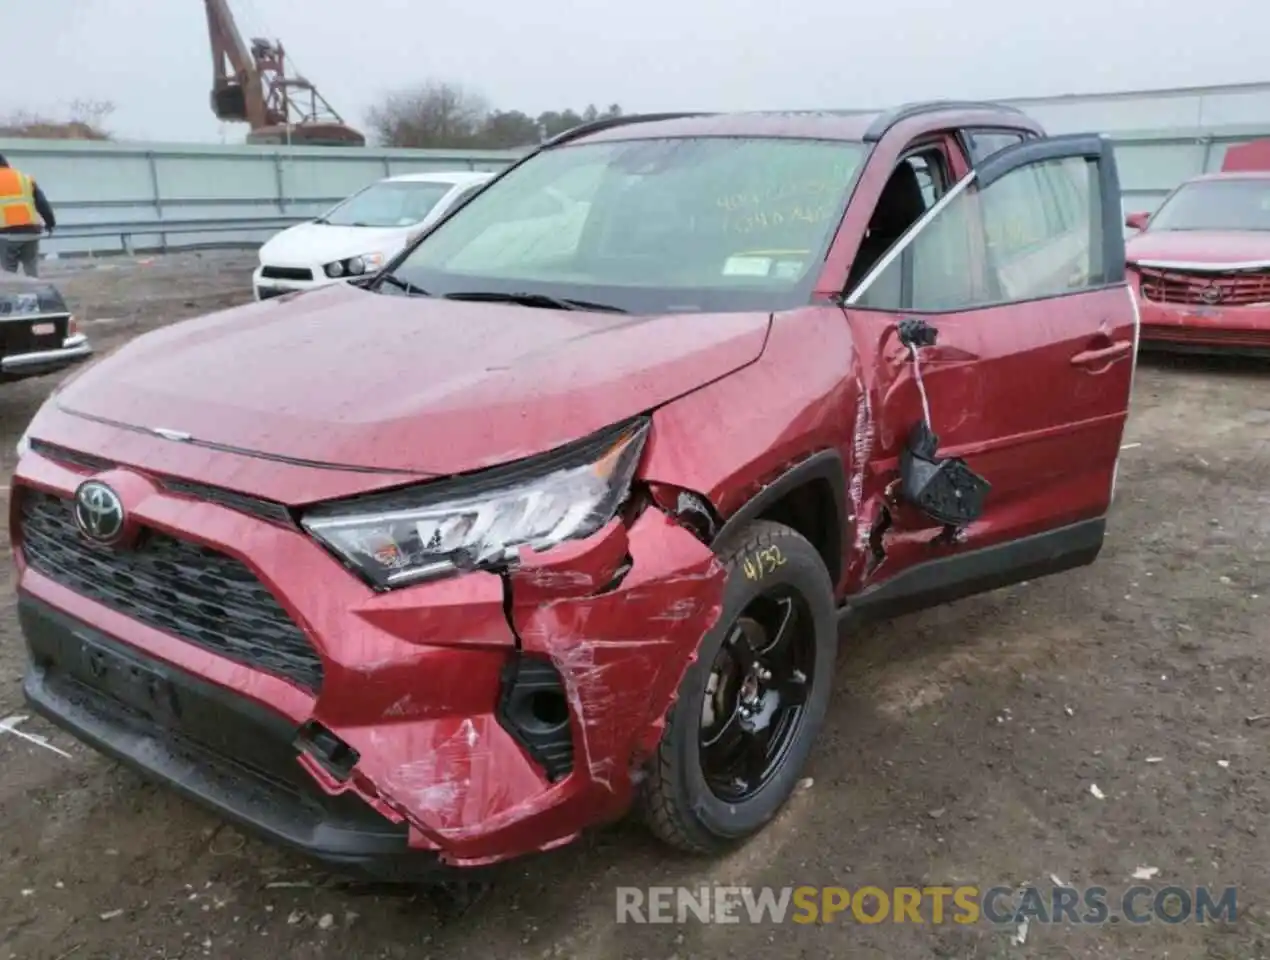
xmin=1200 ymin=283 xmax=1223 ymax=305
xmin=73 ymin=480 xmax=126 ymax=544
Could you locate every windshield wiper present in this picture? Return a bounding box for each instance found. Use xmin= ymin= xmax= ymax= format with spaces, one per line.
xmin=375 ymin=274 xmax=430 ymax=296
xmin=442 ymin=291 xmax=627 ymax=313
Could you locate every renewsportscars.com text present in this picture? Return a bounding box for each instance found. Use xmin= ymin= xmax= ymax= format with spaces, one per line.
xmin=615 ymin=884 xmax=1238 ymax=926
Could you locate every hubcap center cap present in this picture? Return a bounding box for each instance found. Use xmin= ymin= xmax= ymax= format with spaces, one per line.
xmin=739 ymin=664 xmax=773 ymax=713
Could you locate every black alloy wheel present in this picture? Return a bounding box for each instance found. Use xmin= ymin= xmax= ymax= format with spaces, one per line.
xmin=699 ymin=589 xmax=815 ymax=803
xmin=642 ymin=519 xmax=837 ymax=854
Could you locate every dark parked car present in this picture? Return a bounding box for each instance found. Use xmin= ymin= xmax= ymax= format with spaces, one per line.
xmin=11 ymin=103 xmax=1136 ymax=881
xmin=0 ymin=274 xmax=91 ymax=382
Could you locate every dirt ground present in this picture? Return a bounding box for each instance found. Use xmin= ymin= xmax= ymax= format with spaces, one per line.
xmin=0 ymin=252 xmax=1267 ymax=960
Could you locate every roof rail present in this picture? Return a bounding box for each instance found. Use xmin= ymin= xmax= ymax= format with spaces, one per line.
xmin=863 ymin=100 xmax=1025 ymax=142
xmin=544 ymin=112 xmax=717 ymax=147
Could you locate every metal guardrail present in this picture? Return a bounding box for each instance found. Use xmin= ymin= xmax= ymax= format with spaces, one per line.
xmin=11 ymin=114 xmax=1270 ymax=257
xmin=51 ymin=215 xmax=311 ymax=254
xmin=0 ymin=138 xmax=524 ymax=258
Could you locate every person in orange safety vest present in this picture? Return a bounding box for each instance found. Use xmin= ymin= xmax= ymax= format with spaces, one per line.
xmin=0 ymin=154 xmax=56 ymax=277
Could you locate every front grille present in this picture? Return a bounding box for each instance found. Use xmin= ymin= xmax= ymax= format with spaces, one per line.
xmin=18 ymin=490 xmax=323 ymax=693
xmin=29 ymin=440 xmax=295 ymax=527
xmin=160 ymin=478 xmax=295 ymax=527
xmin=261 ymin=266 xmax=313 ymax=281
xmin=1139 ymin=266 xmax=1270 ymax=306
xmin=30 ymin=439 xmax=112 ymax=473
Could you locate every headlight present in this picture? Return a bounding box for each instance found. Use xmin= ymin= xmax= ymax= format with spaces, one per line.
xmin=300 ymin=418 xmax=649 ymax=589
xmin=346 ymin=252 xmax=385 ymax=276
xmin=325 ymin=252 xmax=386 ymax=279
xmin=15 ymin=425 xmax=31 ymax=460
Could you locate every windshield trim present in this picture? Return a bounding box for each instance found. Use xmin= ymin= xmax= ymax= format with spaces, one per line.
xmin=370 ymin=135 xmax=873 ymax=312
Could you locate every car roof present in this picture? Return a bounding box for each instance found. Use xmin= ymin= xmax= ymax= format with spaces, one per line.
xmin=385 ymin=170 xmax=493 ymax=185
xmin=564 ymin=103 xmax=1035 ymax=146
xmin=574 ymin=111 xmax=883 ymax=143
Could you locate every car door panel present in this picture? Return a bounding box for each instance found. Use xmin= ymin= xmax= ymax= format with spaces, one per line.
xmin=840 ymin=133 xmax=1133 ymax=603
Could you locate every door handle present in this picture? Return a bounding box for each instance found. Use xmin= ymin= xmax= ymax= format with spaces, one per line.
xmin=1070 ymin=340 xmax=1132 ymax=366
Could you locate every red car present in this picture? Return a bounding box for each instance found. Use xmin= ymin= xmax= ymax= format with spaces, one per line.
xmin=11 ymin=103 xmax=1137 ymax=880
xmin=1126 ymin=167 xmax=1270 ymax=356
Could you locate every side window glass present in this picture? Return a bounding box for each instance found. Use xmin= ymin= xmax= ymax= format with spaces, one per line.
xmin=981 ymin=165 xmax=1048 ymax=252
xmin=852 ymin=187 xmax=976 ymax=312
xmin=965 ymin=130 xmax=1025 ymax=164
xmin=853 ymin=156 xmax=1100 ymax=312
xmin=987 ymin=157 xmax=1097 ymax=300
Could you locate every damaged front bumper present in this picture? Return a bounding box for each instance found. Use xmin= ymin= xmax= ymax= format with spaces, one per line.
xmin=13 ymin=447 xmax=725 ymax=876
xmin=1138 ymin=299 xmax=1270 ymax=357
xmin=20 ymin=596 xmax=429 ymax=878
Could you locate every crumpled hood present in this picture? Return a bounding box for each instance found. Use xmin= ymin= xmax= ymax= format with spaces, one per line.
xmin=1127 ymin=229 xmax=1270 ymax=267
xmin=56 ymin=283 xmax=771 ymax=475
xmin=258 ymin=221 xmax=414 ymax=267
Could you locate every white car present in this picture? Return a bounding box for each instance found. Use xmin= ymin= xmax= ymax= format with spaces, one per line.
xmin=252 ymin=170 xmax=494 ymax=300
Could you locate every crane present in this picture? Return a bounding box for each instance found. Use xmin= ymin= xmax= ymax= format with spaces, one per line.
xmin=203 ymin=0 xmax=365 ymax=146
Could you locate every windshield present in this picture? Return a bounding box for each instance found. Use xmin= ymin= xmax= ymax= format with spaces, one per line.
xmin=1147 ymin=178 xmax=1270 ymax=232
xmin=385 ymin=137 xmax=869 ymax=313
xmin=321 ymin=180 xmax=455 ymax=228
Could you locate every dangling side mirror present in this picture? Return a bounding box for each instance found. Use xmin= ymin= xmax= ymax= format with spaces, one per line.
xmin=894 ymin=318 xmax=991 ymax=530
xmin=900 ymin=421 xmax=990 ymax=527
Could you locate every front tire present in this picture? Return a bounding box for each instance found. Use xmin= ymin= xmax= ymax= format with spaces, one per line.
xmin=642 ymin=519 xmax=838 ymax=854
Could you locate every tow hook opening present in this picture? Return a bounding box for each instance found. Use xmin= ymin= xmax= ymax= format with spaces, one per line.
xmin=295 ymin=720 xmax=360 ymax=782
xmin=497 ymin=653 xmax=575 ymax=782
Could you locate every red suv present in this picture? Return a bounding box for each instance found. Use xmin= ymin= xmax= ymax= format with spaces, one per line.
xmin=12 ymin=103 xmax=1137 ymax=880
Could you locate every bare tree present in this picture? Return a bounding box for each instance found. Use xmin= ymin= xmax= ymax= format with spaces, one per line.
xmin=366 ymin=81 xmax=490 ymax=148
xmin=536 ymin=104 xmax=621 ymax=139
xmin=366 ymin=81 xmax=625 ymax=149
xmin=479 ymin=110 xmax=541 ymax=149
xmin=67 ymin=99 xmax=116 ymax=132
xmin=0 ymin=99 xmax=115 ymax=139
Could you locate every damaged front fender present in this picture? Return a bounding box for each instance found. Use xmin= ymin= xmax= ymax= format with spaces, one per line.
xmin=510 ymin=507 xmax=726 ymax=790
xmin=297 ymin=506 xmax=725 ymax=868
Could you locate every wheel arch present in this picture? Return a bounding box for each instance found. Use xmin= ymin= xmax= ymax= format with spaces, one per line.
xmin=710 ymin=450 xmax=846 ymax=589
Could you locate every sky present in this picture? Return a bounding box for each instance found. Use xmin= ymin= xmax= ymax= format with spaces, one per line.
xmin=8 ymin=0 xmax=1270 ymax=144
